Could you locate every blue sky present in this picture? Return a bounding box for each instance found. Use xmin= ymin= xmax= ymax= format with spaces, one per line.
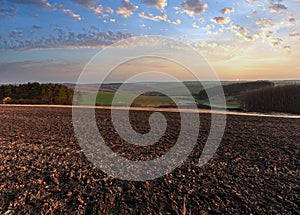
xmin=0 ymin=0 xmax=299 ymax=82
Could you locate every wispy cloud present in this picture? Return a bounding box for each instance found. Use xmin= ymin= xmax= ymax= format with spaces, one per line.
xmin=231 ymin=24 xmax=254 ymax=41
xmin=269 ymin=4 xmax=288 ymax=13
xmin=142 ymin=0 xmax=167 ymax=10
xmin=1 ymin=27 xmax=132 ymax=50
xmin=205 ymin=24 xmax=214 ymax=30
xmin=199 ymin=17 xmax=205 ymax=23
xmin=70 ymin=0 xmax=97 ymax=8
xmin=288 ymin=17 xmax=295 ymax=23
xmin=105 ymin=7 xmax=114 ymax=14
xmin=53 ymin=4 xmax=83 ymax=21
xmin=138 ymin=12 xmax=167 ymax=22
xmin=256 ymin=18 xmax=273 ymax=27
xmin=192 ymin=22 xmax=199 ymax=28
xmin=289 ymin=33 xmax=300 ymax=37
xmin=269 ymin=37 xmax=282 ymax=46
xmin=70 ymin=0 xmax=113 ymax=18
xmin=171 ymin=19 xmax=181 ymax=25
xmin=220 ymin=7 xmax=234 ymax=15
xmin=9 ymin=0 xmax=83 ymax=21
xmin=117 ymin=0 xmax=138 ymax=18
xmin=211 ymin=17 xmax=230 ymax=24
xmin=32 ymin=25 xmax=41 ymax=29
xmin=90 ymin=5 xmax=108 ymax=18
xmin=282 ymin=45 xmax=291 ymax=53
xmin=9 ymin=29 xmax=23 ymax=38
xmin=178 ymin=0 xmax=208 ymax=17
xmin=10 ymin=0 xmax=51 ymax=8
xmin=0 ymin=6 xmax=17 ymax=18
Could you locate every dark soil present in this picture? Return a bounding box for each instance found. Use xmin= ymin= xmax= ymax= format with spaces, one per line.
xmin=0 ymin=106 xmax=299 ymax=214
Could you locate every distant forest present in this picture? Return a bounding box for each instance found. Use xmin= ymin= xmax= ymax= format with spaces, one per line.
xmin=240 ymin=84 xmax=300 ymax=114
xmin=0 ymin=82 xmax=74 ymax=105
xmin=198 ymin=81 xmax=274 ymax=99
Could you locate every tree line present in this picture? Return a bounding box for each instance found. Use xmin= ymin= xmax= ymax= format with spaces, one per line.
xmin=239 ymin=84 xmax=300 ymax=114
xmin=198 ymin=81 xmax=274 ymax=99
xmin=0 ymin=82 xmax=74 ymax=105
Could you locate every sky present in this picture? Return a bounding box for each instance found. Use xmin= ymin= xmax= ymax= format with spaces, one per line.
xmin=0 ymin=0 xmax=299 ymax=83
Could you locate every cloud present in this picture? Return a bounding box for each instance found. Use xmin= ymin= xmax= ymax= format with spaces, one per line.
xmin=287 ymin=14 xmax=295 ymax=23
xmin=230 ymin=24 xmax=254 ymax=41
xmin=192 ymin=22 xmax=199 ymax=28
xmin=220 ymin=7 xmax=235 ymax=15
xmin=0 ymin=27 xmax=132 ymax=50
xmin=243 ymin=36 xmax=253 ymax=41
xmin=70 ymin=0 xmax=113 ymax=18
xmin=205 ymin=24 xmax=214 ymax=30
xmin=32 ymin=25 xmax=41 ymax=29
xmin=11 ymin=0 xmax=110 ymax=21
xmin=117 ymin=0 xmax=138 ymax=18
xmin=199 ymin=17 xmax=205 ymax=23
xmin=178 ymin=0 xmax=208 ymax=17
xmin=53 ymin=4 xmax=83 ymax=21
xmin=142 ymin=0 xmax=167 ymax=10
xmin=70 ymin=1 xmax=112 ymax=18
xmin=262 ymin=31 xmax=273 ymax=38
xmin=270 ymin=38 xmax=282 ymax=46
xmin=105 ymin=7 xmax=114 ymax=14
xmin=289 ymin=33 xmax=300 ymax=37
xmin=288 ymin=17 xmax=295 ymax=22
xmin=171 ymin=19 xmax=181 ymax=25
xmin=9 ymin=29 xmax=23 ymax=38
xmin=210 ymin=17 xmax=230 ymax=24
xmin=255 ymin=18 xmax=273 ymax=27
xmin=90 ymin=5 xmax=108 ymax=18
xmin=269 ymin=4 xmax=288 ymax=13
xmin=10 ymin=0 xmax=51 ymax=8
xmin=70 ymin=0 xmax=97 ymax=8
xmin=232 ymin=25 xmax=247 ymax=36
xmin=59 ymin=10 xmax=82 ymax=21
xmin=247 ymin=10 xmax=257 ymax=18
xmin=138 ymin=12 xmax=167 ymax=21
xmin=246 ymin=0 xmax=257 ymax=3
xmin=0 ymin=6 xmax=17 ymax=18
xmin=282 ymin=45 xmax=291 ymax=53
xmin=10 ymin=0 xmax=83 ymax=21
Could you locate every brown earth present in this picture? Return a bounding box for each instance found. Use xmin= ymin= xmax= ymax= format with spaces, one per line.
xmin=0 ymin=106 xmax=299 ymax=214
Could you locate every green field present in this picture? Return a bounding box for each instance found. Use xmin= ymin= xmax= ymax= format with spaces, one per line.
xmin=80 ymin=91 xmax=175 ymax=107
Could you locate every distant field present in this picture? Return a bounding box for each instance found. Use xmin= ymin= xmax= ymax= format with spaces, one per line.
xmin=74 ymin=80 xmax=299 ymax=110
xmin=80 ymin=91 xmax=240 ymax=109
xmin=80 ymin=92 xmax=175 ymax=107
xmin=77 ymin=82 xmax=231 ymax=108
xmin=79 ymin=82 xmax=240 ymax=108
